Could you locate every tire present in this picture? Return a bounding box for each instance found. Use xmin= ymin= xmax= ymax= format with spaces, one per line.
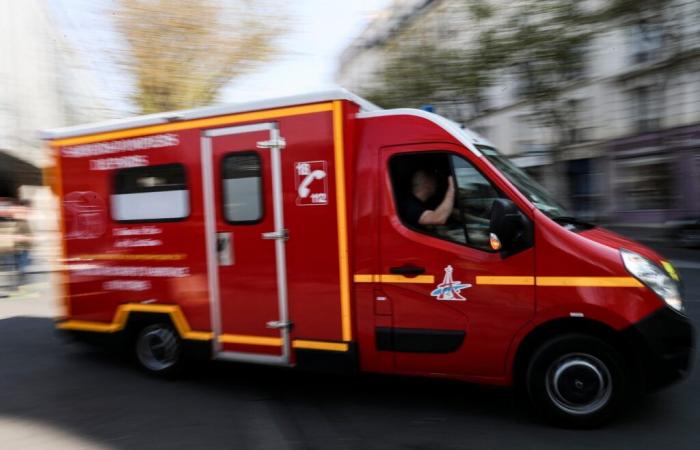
xmin=133 ymin=322 xmax=183 ymax=377
xmin=526 ymin=334 xmax=629 ymax=428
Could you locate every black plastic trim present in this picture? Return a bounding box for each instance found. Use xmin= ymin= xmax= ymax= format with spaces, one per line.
xmin=622 ymin=306 xmax=694 ymax=391
xmin=376 ymin=327 xmax=465 ymax=353
xmin=295 ymin=342 xmax=358 ymax=374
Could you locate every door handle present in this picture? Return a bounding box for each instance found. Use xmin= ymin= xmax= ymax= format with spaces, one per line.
xmin=390 ymin=265 xmax=426 ymax=276
xmin=261 ymin=229 xmax=289 ymax=241
xmin=266 ymin=320 xmax=293 ymax=330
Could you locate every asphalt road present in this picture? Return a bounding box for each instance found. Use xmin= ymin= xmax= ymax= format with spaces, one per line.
xmin=0 ymin=252 xmax=698 ymax=449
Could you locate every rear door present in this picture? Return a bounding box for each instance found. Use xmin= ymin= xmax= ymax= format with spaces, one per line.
xmin=202 ymin=123 xmax=290 ymax=364
xmin=378 ymin=144 xmax=535 ymax=378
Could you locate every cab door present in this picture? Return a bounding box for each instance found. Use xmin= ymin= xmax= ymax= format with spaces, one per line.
xmin=378 ymin=144 xmax=535 ymax=378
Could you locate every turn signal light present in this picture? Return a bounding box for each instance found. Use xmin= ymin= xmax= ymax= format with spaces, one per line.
xmin=489 ymin=233 xmax=502 ymax=250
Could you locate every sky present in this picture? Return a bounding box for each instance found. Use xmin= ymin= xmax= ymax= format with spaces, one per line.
xmin=50 ymin=0 xmax=392 ymax=114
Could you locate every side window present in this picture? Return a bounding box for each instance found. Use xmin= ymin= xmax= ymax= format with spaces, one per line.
xmin=389 ymin=152 xmax=501 ymax=251
xmin=451 ymin=154 xmax=500 ymax=250
xmin=222 ymin=152 xmax=263 ymax=223
xmin=112 ymin=163 xmax=189 ymax=222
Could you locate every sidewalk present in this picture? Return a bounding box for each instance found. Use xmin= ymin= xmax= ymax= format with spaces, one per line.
xmin=0 ymin=274 xmax=57 ymax=320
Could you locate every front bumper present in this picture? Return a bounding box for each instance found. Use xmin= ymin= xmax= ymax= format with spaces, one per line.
xmin=624 ymin=306 xmax=694 ymax=391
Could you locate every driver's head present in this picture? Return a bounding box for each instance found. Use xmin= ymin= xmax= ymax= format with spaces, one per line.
xmin=411 ymin=169 xmax=437 ymax=201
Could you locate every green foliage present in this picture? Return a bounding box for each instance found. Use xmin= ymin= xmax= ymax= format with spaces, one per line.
xmin=114 ymin=0 xmax=286 ymax=114
xmin=367 ymin=0 xmax=671 ymax=129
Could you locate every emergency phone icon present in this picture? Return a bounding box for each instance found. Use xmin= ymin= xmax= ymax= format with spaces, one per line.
xmin=295 ymin=161 xmax=328 ymax=206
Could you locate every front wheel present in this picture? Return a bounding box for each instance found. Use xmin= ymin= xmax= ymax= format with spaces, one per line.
xmin=134 ymin=323 xmax=182 ymax=376
xmin=526 ymin=334 xmax=630 ymax=428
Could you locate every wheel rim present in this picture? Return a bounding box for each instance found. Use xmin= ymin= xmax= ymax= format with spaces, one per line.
xmin=136 ymin=325 xmax=180 ymax=372
xmin=545 ymin=353 xmax=612 ymax=415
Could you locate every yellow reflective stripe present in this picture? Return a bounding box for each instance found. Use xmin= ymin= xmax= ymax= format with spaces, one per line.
xmin=219 ymin=336 xmax=350 ymax=351
xmin=293 ymin=340 xmax=349 ymax=352
xmin=476 ymin=276 xmax=535 ymax=286
xmin=378 ymin=274 xmax=434 ymax=283
xmin=333 ymin=100 xmax=353 ymax=342
xmin=50 ymin=103 xmax=334 ymax=147
xmin=184 ymin=331 xmax=216 ymax=341
xmin=535 ymin=277 xmax=644 ymax=287
xmin=353 ymin=274 xmax=435 ymax=284
xmin=661 ymin=261 xmax=680 ymax=281
xmin=358 ymin=274 xmax=642 ymax=287
xmin=56 ymin=304 xmax=351 ymax=349
xmin=57 ymin=320 xmax=120 ymax=333
xmin=353 ymin=274 xmax=375 ymax=283
xmin=218 ymin=334 xmax=282 ymax=346
xmin=56 ymin=303 xmax=215 ymax=341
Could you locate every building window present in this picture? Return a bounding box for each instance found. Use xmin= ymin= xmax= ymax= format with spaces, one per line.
xmin=616 ymin=157 xmax=673 ymax=210
xmin=222 ymin=152 xmax=263 ymax=223
xmin=112 ymin=163 xmax=189 ymax=222
xmin=630 ymin=20 xmax=664 ymax=64
xmin=563 ymin=99 xmax=592 ymax=144
xmin=631 ymin=85 xmax=663 ymax=132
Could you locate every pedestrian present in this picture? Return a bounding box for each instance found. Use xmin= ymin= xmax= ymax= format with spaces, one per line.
xmin=12 ymin=202 xmax=32 ymax=284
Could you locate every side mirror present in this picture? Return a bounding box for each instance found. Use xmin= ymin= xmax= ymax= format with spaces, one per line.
xmin=489 ymin=198 xmax=532 ymax=254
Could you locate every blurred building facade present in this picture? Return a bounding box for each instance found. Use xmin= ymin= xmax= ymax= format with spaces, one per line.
xmin=0 ymin=0 xmax=111 ymax=270
xmin=337 ymin=0 xmax=700 ymax=225
xmin=0 ymin=0 xmax=109 ymax=196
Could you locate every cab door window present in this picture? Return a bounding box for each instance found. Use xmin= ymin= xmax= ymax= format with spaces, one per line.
xmin=450 ymin=154 xmax=500 ymax=250
xmin=389 ymin=152 xmax=501 ymax=252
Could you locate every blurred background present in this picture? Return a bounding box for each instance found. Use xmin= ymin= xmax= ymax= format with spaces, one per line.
xmin=0 ymin=1 xmax=699 ymax=447
xmin=1 ymin=0 xmax=699 ymax=289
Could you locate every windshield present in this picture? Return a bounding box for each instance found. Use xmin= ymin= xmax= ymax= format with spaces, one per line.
xmin=477 ymin=145 xmax=569 ymax=218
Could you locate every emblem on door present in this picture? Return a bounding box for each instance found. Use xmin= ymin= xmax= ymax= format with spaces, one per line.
xmin=431 ymin=265 xmax=471 ymax=301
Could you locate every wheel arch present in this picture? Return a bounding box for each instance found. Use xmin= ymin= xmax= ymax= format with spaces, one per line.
xmin=124 ymin=311 xmax=179 ymax=340
xmin=511 ymin=317 xmax=642 ymax=390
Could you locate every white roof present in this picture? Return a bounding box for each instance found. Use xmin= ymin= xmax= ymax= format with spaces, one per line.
xmin=357 ymin=108 xmax=495 ymax=156
xmin=39 ymin=88 xmax=380 ymax=140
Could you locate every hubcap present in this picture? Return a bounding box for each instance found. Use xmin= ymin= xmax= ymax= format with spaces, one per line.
xmin=136 ymin=325 xmax=180 ymax=372
xmin=545 ymin=353 xmax=612 ymax=415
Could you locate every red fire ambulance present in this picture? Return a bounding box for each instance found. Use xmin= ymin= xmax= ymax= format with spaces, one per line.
xmin=41 ymin=89 xmax=692 ymax=426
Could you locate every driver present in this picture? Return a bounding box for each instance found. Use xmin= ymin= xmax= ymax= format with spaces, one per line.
xmin=399 ymin=169 xmax=455 ymax=228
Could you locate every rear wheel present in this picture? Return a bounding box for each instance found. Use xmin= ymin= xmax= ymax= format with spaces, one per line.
xmin=134 ymin=323 xmax=182 ymax=376
xmin=526 ymin=334 xmax=629 ymax=428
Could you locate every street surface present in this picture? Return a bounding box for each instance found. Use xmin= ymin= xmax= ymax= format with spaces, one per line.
xmin=0 ymin=245 xmax=698 ymax=449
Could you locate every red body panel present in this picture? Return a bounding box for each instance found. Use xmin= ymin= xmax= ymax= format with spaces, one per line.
xmin=61 ymin=128 xmax=212 ymax=330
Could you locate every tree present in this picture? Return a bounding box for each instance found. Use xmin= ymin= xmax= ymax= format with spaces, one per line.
xmin=367 ymin=0 xmax=674 ymax=206
xmin=114 ymin=0 xmax=285 ymax=113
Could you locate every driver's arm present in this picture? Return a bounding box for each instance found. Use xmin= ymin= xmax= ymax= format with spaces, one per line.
xmin=418 ymin=176 xmax=455 ymax=226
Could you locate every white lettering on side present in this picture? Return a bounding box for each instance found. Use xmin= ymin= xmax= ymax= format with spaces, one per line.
xmin=71 ymin=266 xmax=190 ymax=278
xmin=63 ymin=133 xmax=179 ymax=158
xmin=113 ymin=226 xmax=163 ymax=236
xmin=89 ymin=155 xmax=148 ymax=171
xmin=103 ymin=280 xmax=152 ymax=291
xmin=114 ymin=239 xmax=163 ymax=248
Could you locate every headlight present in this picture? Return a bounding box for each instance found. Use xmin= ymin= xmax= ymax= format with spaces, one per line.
xmin=621 ymin=249 xmax=683 ymax=312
